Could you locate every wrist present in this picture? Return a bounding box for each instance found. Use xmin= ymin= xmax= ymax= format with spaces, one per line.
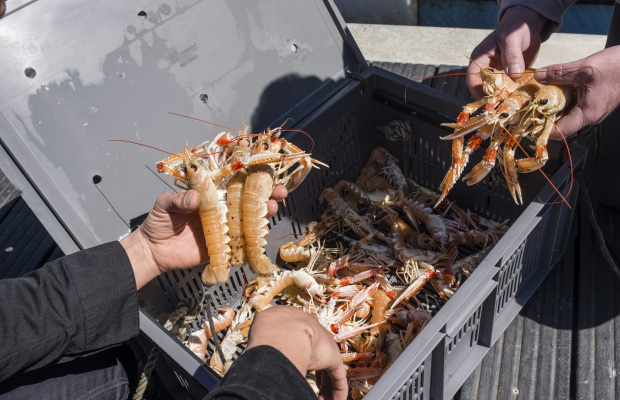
xmin=120 ymin=228 xmax=161 ymax=290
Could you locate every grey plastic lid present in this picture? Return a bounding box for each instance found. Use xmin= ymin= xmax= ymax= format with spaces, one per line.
xmin=0 ymin=0 xmax=366 ymax=252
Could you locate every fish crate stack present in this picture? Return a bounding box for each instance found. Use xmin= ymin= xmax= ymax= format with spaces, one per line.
xmin=0 ymin=1 xmax=586 ymax=399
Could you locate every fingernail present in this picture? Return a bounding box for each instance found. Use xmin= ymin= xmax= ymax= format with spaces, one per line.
xmin=184 ymin=193 xmax=192 ymax=207
xmin=507 ymin=64 xmax=522 ymax=75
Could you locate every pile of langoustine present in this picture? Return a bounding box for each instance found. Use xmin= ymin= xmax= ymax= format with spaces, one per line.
xmin=156 ymin=122 xmax=327 ymax=285
xmin=163 ymin=146 xmax=509 ymax=399
xmin=436 ymin=67 xmax=577 ymax=206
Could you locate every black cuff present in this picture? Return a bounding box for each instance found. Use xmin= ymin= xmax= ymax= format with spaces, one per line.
xmin=205 ymin=345 xmax=317 ymax=400
xmin=61 ymin=241 xmax=139 ymax=352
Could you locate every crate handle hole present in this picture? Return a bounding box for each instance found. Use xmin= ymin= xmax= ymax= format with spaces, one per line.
xmin=25 ymin=67 xmax=36 ymax=79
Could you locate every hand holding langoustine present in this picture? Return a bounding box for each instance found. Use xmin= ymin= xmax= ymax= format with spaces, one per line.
xmin=533 ymin=46 xmax=620 ymax=140
xmin=120 ymin=190 xmax=208 ymax=290
xmin=158 ymin=122 xmax=325 ymax=284
xmin=158 ymin=147 xmax=232 ymax=284
xmin=157 ymin=145 xmax=286 ymax=284
xmin=437 ymin=69 xmax=576 ymax=206
xmin=465 ymin=5 xmax=547 ymax=97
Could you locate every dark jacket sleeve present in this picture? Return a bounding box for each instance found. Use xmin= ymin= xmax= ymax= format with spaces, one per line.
xmin=498 ymin=0 xmax=577 ymax=41
xmin=204 ymin=345 xmax=318 ymax=400
xmin=0 ymin=241 xmax=139 ymax=381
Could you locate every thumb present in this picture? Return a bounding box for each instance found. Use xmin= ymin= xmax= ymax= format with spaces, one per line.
xmin=502 ymin=34 xmax=526 ymax=77
xmin=154 ymin=191 xmax=200 ymax=214
xmin=534 ymin=61 xmax=598 ymax=86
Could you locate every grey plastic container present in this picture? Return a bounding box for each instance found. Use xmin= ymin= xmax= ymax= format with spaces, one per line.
xmin=138 ymin=66 xmax=586 ymax=399
xmin=0 ymin=1 xmax=586 ymax=399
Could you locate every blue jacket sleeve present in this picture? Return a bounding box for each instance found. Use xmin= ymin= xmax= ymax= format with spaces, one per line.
xmin=0 ymin=241 xmax=139 ymax=382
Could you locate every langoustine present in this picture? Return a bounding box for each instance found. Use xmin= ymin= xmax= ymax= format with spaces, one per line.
xmin=158 ymin=122 xmax=327 ymax=283
xmin=158 ymin=146 xmax=232 ymax=284
xmin=170 ymin=147 xmax=507 ymax=399
xmin=437 ymin=67 xmax=576 ymax=205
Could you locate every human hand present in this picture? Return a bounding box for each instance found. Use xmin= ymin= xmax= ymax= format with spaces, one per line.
xmin=246 ymin=306 xmax=348 ymax=400
xmin=268 ymin=184 xmax=288 ymax=216
xmin=467 ymin=6 xmax=548 ymax=98
xmin=534 ymin=46 xmax=620 ymax=139
xmin=120 ymin=186 xmax=288 ymax=289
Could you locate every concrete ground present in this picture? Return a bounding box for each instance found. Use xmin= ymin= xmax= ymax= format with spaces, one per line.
xmin=348 ymin=23 xmax=608 ymax=67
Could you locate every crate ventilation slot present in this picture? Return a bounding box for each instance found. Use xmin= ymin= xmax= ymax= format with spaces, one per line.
xmin=312 ymin=110 xmax=360 ymax=190
xmin=446 ymin=304 xmax=482 ymax=354
xmin=495 ymin=240 xmax=527 ymax=315
xmin=521 ymin=221 xmax=545 ymax=281
xmin=391 ymin=366 xmax=424 ymax=400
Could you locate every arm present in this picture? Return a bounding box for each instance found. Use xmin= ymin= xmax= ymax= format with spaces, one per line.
xmin=0 ymin=187 xmax=287 ymax=382
xmin=0 ymin=190 xmax=204 ymax=381
xmin=0 ymin=241 xmax=139 ymax=381
xmin=206 ymin=306 xmax=348 ymax=400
